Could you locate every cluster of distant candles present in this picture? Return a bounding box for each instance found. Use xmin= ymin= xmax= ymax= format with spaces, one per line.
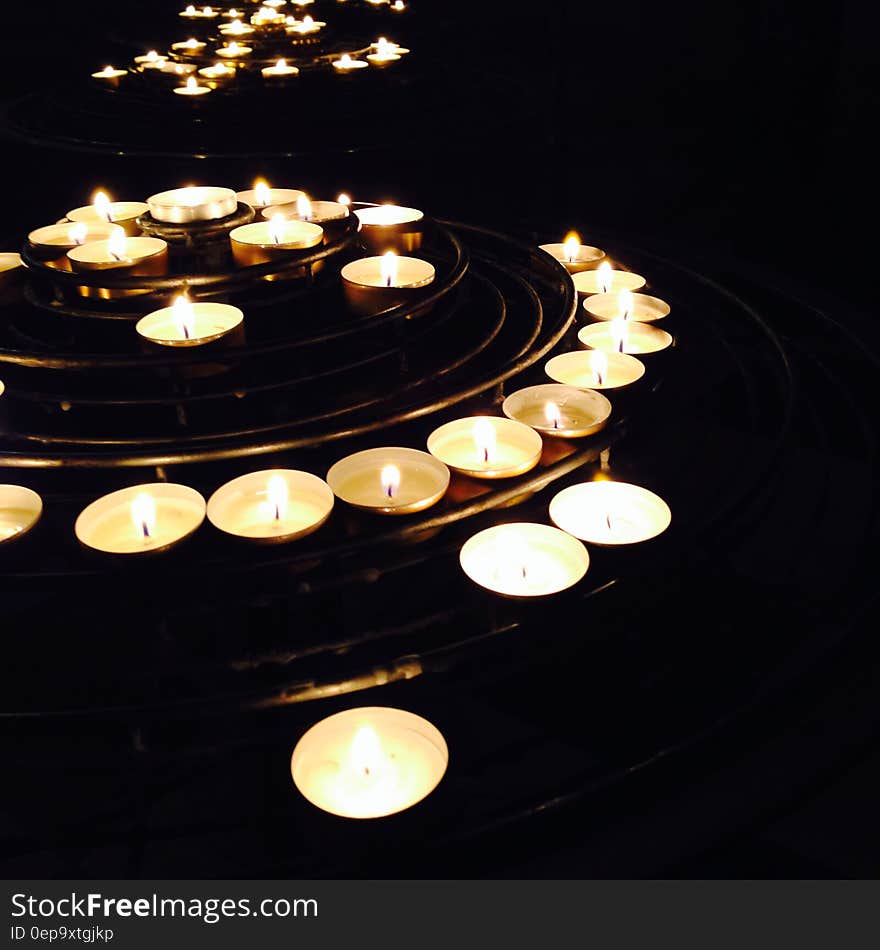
xmin=91 ymin=0 xmax=411 ymax=96
xmin=0 ymin=177 xmax=675 ymax=820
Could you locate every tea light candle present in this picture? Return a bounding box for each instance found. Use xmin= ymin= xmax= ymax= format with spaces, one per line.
xmin=136 ymin=295 xmax=243 ymax=346
xmin=216 ymin=42 xmax=253 ymax=58
xmin=579 ymin=319 xmax=673 ymax=355
xmin=67 ymin=192 xmax=149 ymax=236
xmin=327 ymin=447 xmax=449 ymax=514
xmin=460 ymin=523 xmax=589 ymax=597
xmin=573 ymin=261 xmax=646 ymax=296
xmin=219 ymin=19 xmax=255 ymax=36
xmin=332 ymin=54 xmax=369 ymax=72
xmin=91 ymin=65 xmax=127 ymax=87
xmin=134 ymin=50 xmax=166 ymax=68
xmin=291 ymin=707 xmax=448 ymax=819
xmin=230 ymin=215 xmax=324 ymax=267
xmin=147 ymin=186 xmax=237 ymax=223
xmin=158 ymin=61 xmax=198 ymax=76
xmin=549 ymin=481 xmax=672 ymax=545
xmin=172 ymin=38 xmax=207 ymax=53
xmin=27 ymin=221 xmax=123 ymax=261
xmin=340 ymin=253 xmax=435 ymax=315
xmin=539 ymin=232 xmax=605 ymax=274
xmin=355 ymin=204 xmax=424 ymax=253
xmin=0 ymin=485 xmax=42 ymax=544
xmin=75 ymin=483 xmax=206 ymax=555
xmin=366 ymin=44 xmax=401 ymax=66
xmin=584 ymin=290 xmax=670 ymax=322
xmin=263 ymin=194 xmax=348 ymax=226
xmin=199 ymin=62 xmax=236 ymax=80
xmin=427 ymin=416 xmax=542 ymax=479
xmin=207 ymin=469 xmax=333 ymax=542
xmin=371 ymin=37 xmax=410 ymax=54
xmin=263 ymin=58 xmax=300 ymax=78
xmin=545 ymin=349 xmax=646 ymax=391
xmin=287 ymin=15 xmax=325 ymax=34
xmin=391 ymin=0 xmax=406 ymax=10
xmin=180 ymin=4 xmax=218 ymax=17
xmin=502 ymin=384 xmax=612 ymax=438
xmin=173 ymin=76 xmax=212 ymax=96
xmin=237 ymin=182 xmax=303 ymax=211
xmin=67 ymin=232 xmax=168 ymax=275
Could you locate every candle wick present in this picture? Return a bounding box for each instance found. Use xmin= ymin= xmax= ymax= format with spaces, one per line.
xmin=553 ymin=417 xmax=559 ymax=429
xmin=483 ymin=447 xmax=489 ymax=463
xmin=618 ymin=338 xmax=624 ymax=354
xmin=597 ymin=370 xmax=604 ymax=385
xmin=274 ymin=502 xmax=280 ymax=521
xmin=386 ymin=483 xmax=393 ymax=499
xmin=385 ymin=274 xmax=392 ymax=287
xmin=142 ymin=521 xmax=150 ymax=539
xmin=364 ymin=766 xmax=370 ymax=777
xmin=606 ymin=513 xmax=612 ymax=532
xmin=183 ymin=324 xmax=190 ymax=340
xmin=521 ymin=564 xmax=527 ymax=580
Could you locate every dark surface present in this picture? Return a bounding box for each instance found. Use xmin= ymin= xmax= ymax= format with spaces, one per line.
xmin=0 ymin=0 xmax=878 ymax=878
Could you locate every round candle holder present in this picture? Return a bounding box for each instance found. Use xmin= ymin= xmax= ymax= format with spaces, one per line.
xmin=229 ymin=219 xmax=324 ymax=268
xmin=502 ymin=383 xmax=612 ymax=438
xmin=583 ymin=292 xmax=671 ymax=322
xmin=539 ymin=242 xmax=605 ymax=274
xmin=326 ymin=447 xmax=450 ymax=514
xmin=427 ymin=416 xmax=543 ymax=480
xmin=573 ymin=269 xmax=646 ymax=296
xmin=578 ymin=321 xmax=673 ymax=355
xmin=0 ymin=485 xmax=43 ymax=545
xmin=460 ymin=522 xmax=590 ymax=598
xmin=545 ymin=350 xmax=646 ymax=391
xmin=340 ymin=255 xmax=435 ymax=316
xmin=27 ymin=222 xmax=123 ymax=263
xmin=354 ymin=204 xmax=425 ymax=253
xmin=549 ymin=481 xmax=672 ymax=545
xmin=75 ymin=483 xmax=206 ymax=555
xmin=207 ymin=469 xmax=334 ymax=543
xmin=67 ymin=201 xmax=148 ymax=237
xmin=136 ymin=301 xmax=244 ymax=347
xmin=146 ymin=187 xmax=238 ymax=224
xmin=291 ymin=707 xmax=448 ymax=819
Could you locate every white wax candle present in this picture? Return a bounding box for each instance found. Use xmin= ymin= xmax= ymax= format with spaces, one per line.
xmin=427 ymin=416 xmax=543 ymax=479
xmin=544 ymin=350 xmax=646 ymax=391
xmin=549 ymin=481 xmax=672 ymax=545
xmin=539 ymin=239 xmax=605 ymax=274
xmin=578 ymin=320 xmax=673 ymax=355
xmin=326 ymin=447 xmax=449 ymax=514
xmin=0 ymin=485 xmax=43 ymax=544
xmin=147 ymin=186 xmax=237 ymax=223
xmin=573 ymin=263 xmax=646 ymax=296
xmin=583 ymin=291 xmax=670 ymax=322
xmin=136 ymin=299 xmax=243 ymax=346
xmin=502 ymin=384 xmax=612 ymax=438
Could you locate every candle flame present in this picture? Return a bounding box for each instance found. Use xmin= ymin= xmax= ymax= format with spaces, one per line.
xmin=68 ymin=222 xmax=88 ymax=245
xmin=268 ymin=213 xmax=287 ymax=245
xmin=381 ymin=463 xmax=401 ymax=499
xmin=338 ymin=192 xmax=351 ymax=207
xmin=107 ymin=228 xmax=127 ymax=262
xmin=380 ymin=251 xmax=398 ymax=287
xmin=303 ymin=14 xmax=314 ymax=26
xmin=228 ymin=41 xmax=240 ymax=54
xmin=93 ymin=190 xmax=112 ymax=222
xmin=131 ymin=492 xmax=156 ymax=540
xmin=172 ymin=294 xmax=196 ymax=340
xmin=275 ymin=58 xmax=287 ymax=69
xmin=473 ymin=417 xmax=497 ymax=465
xmin=146 ymin=50 xmax=159 ymax=62
xmin=185 ymin=37 xmax=199 ymax=48
xmin=589 ymin=349 xmax=608 ymax=386
xmin=339 ymin=54 xmax=353 ymax=66
xmin=618 ymin=288 xmax=634 ymax=320
xmin=563 ymin=232 xmax=581 ymax=263
xmin=349 ymin=725 xmax=383 ymax=777
xmin=598 ymin=260 xmax=613 ymax=294
xmin=254 ymin=179 xmax=271 ymax=207
xmin=611 ymin=317 xmax=629 ymax=354
xmin=266 ymin=474 xmax=288 ymax=522
xmin=544 ymin=401 xmax=562 ymax=429
xmin=185 ymin=76 xmax=198 ymax=91
xmin=185 ymin=4 xmax=196 ymax=12
xmin=203 ymin=5 xmax=213 ymax=12
xmin=392 ymin=1 xmax=405 ymax=9
xmin=297 ymin=194 xmax=312 ymax=221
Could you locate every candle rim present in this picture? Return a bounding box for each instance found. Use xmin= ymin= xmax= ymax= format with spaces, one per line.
xmin=230 ymin=219 xmax=324 ymax=249
xmin=0 ymin=483 xmax=43 ymax=543
xmin=549 ymin=480 xmax=672 ymax=544
xmin=340 ymin=255 xmax=435 ymax=290
xmin=583 ymin=291 xmax=671 ymax=322
xmin=135 ymin=300 xmax=244 ymax=345
xmin=67 ymin=235 xmax=166 ymax=265
xmin=578 ymin=321 xmax=673 ymax=354
xmin=501 ymin=383 xmax=612 ymax=436
xmin=544 ymin=350 xmax=646 ymax=390
xmin=326 ymin=446 xmax=450 ymax=510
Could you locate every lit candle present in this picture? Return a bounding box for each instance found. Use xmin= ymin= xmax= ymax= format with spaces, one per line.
xmin=354 ymin=203 xmax=424 ymax=253
xmin=291 ymin=707 xmax=448 ymax=819
xmin=427 ymin=416 xmax=543 ymax=479
xmin=91 ymin=65 xmax=127 ymax=87
xmin=340 ymin=253 xmax=435 ymax=315
xmin=146 ymin=186 xmax=238 ymax=223
xmin=262 ymin=194 xmax=349 ymax=226
xmin=216 ymin=41 xmax=253 ymax=58
xmin=67 ymin=191 xmax=149 ymax=236
xmin=578 ymin=318 xmax=673 ymax=354
xmin=173 ymin=75 xmax=212 ymax=96
xmin=27 ymin=221 xmax=123 ymax=262
xmin=538 ymin=231 xmax=605 ymax=274
xmin=287 ymin=14 xmax=325 ymax=34
xmin=237 ymin=181 xmax=304 ymax=211
xmin=180 ymin=4 xmax=218 ymax=17
xmin=332 ymin=53 xmax=369 ymax=73
xmin=327 ymin=447 xmax=449 ymax=514
xmin=134 ymin=50 xmax=166 ymax=69
xmin=549 ymin=480 xmax=672 ymax=545
xmin=391 ymin=1 xmax=406 ymax=12
xmin=573 ymin=260 xmax=646 ymax=296
xmin=219 ymin=18 xmax=255 ymax=36
xmin=172 ymin=37 xmax=207 ymax=53
xmin=75 ymin=483 xmax=206 ymax=555
xmin=262 ymin=58 xmax=300 ymax=78
xmin=0 ymin=485 xmax=43 ymax=545
xmin=460 ymin=523 xmax=589 ymax=597
xmin=199 ymin=62 xmax=236 ymax=80
xmin=583 ymin=290 xmax=671 ymax=322
xmin=136 ymin=294 xmax=243 ymax=347
xmin=207 ymin=469 xmax=334 ymax=542
xmin=230 ymin=215 xmax=324 ymax=267
xmin=157 ymin=60 xmax=198 ymax=76
xmin=544 ymin=348 xmax=646 ymax=391
xmin=67 ymin=232 xmax=168 ymax=290
xmin=502 ymin=384 xmax=612 ymax=438
xmin=367 ymin=38 xmax=401 ymax=66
